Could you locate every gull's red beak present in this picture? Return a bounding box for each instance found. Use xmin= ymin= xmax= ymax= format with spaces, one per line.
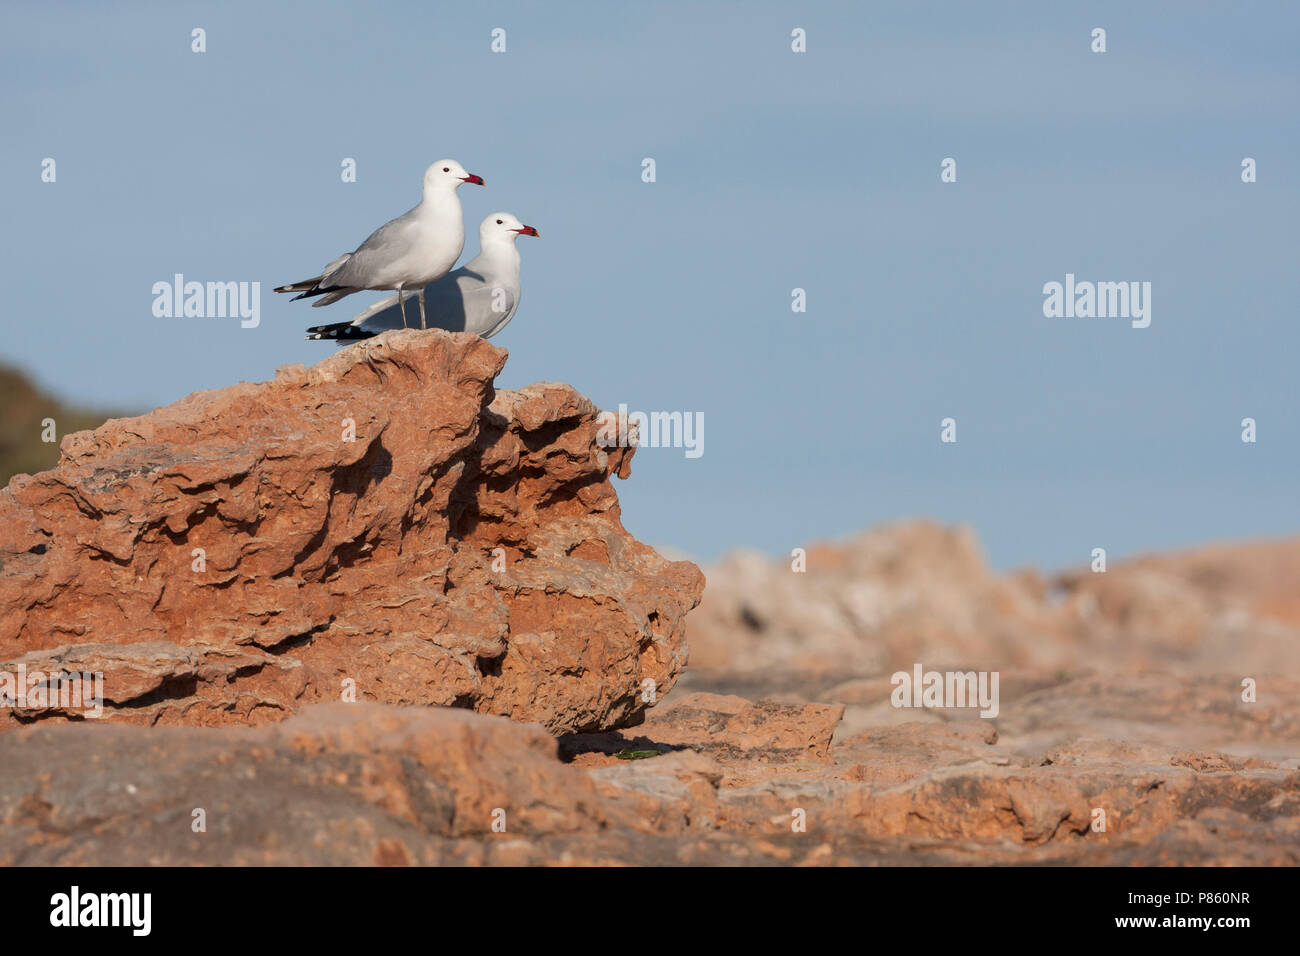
xmin=460 ymin=173 xmax=485 ymax=186
xmin=513 ymin=225 xmax=540 ymax=238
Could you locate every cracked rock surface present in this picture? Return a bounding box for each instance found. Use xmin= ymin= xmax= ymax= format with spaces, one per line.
xmin=2 ymin=337 xmax=1295 ymax=865
xmin=0 ymin=330 xmax=702 ymax=734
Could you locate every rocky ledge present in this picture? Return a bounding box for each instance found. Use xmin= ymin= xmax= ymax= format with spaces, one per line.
xmin=0 ymin=331 xmax=703 ymax=734
xmin=3 ymin=687 xmax=1296 ymax=865
xmin=2 ymin=338 xmax=1295 ymax=866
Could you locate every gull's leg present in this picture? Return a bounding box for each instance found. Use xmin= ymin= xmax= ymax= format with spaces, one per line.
xmin=397 ymin=285 xmax=408 ymax=328
xmin=419 ymin=288 xmax=428 ymax=329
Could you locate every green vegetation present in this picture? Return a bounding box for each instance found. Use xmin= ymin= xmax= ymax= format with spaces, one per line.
xmin=614 ymin=748 xmax=663 ymax=760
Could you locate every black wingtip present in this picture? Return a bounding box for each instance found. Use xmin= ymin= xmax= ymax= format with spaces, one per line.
xmin=304 ymin=322 xmax=376 ymax=342
xmin=290 ymin=285 xmax=341 ymax=303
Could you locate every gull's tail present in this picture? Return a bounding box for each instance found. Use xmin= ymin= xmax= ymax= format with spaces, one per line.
xmin=273 ymin=281 xmax=359 ymax=306
xmin=275 ymin=253 xmax=354 ymax=301
xmin=274 ymin=276 xmax=323 ymax=294
xmin=304 ymin=320 xmax=377 ymax=342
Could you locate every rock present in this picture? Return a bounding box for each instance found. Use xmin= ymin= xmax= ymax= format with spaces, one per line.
xmin=1053 ymin=537 xmax=1300 ymax=676
xmin=558 ymin=691 xmax=844 ymax=776
xmin=634 ymin=692 xmax=845 ymax=762
xmin=0 ymin=703 xmax=622 ymax=865
xmin=3 ymin=691 xmax=1297 ymax=866
xmin=658 ymin=524 xmax=1300 ymax=864
xmin=0 ymin=331 xmax=703 ymax=734
xmin=686 ymin=522 xmax=1067 ymax=678
xmin=5 ymin=376 xmax=1298 ymax=866
xmin=687 ymin=521 xmax=1300 ymax=681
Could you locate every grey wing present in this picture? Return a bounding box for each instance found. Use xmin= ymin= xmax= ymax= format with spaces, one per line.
xmin=457 ymin=280 xmax=517 ymax=337
xmin=322 ymin=212 xmax=418 ymax=288
xmin=431 ymin=264 xmax=517 ymax=336
xmin=478 ymin=289 xmax=520 ymax=339
xmin=311 ymin=252 xmax=352 ymax=283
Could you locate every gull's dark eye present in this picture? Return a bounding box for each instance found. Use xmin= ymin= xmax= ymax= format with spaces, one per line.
xmin=442 ymin=167 xmax=450 ymax=172
xmin=496 ymin=219 xmax=503 ymax=224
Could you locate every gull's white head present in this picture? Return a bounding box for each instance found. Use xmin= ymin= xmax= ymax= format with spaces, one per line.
xmin=424 ymin=159 xmax=485 ymax=192
xmin=479 ymin=212 xmax=540 ymax=244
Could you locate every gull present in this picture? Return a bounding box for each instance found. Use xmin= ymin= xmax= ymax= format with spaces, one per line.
xmin=305 ymin=212 xmax=539 ymax=342
xmin=275 ymin=159 xmax=485 ymax=328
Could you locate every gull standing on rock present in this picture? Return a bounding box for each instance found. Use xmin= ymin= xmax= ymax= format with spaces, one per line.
xmin=304 ymin=212 xmax=539 ymax=342
xmin=275 ymin=159 xmax=485 ymax=328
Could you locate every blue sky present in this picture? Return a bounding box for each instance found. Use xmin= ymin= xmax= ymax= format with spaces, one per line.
xmin=2 ymin=1 xmax=1297 ymax=570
